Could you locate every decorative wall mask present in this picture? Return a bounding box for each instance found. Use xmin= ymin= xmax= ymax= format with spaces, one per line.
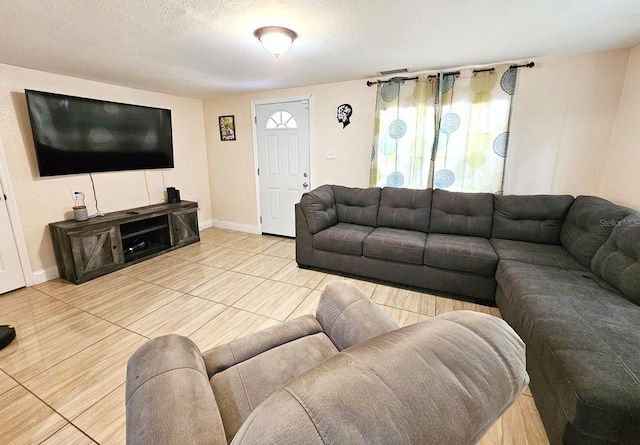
xmin=337 ymin=103 xmax=352 ymax=128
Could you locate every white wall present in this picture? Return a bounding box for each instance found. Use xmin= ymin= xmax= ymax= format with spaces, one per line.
xmin=0 ymin=63 xmax=212 ymax=284
xmin=600 ymin=43 xmax=640 ymax=209
xmin=506 ymin=49 xmax=629 ymax=197
xmin=204 ymin=48 xmax=634 ymax=231
xmin=203 ymin=80 xmax=376 ymax=229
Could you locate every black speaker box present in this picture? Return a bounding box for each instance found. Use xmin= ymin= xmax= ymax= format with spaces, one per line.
xmin=167 ymin=187 xmax=180 ymax=203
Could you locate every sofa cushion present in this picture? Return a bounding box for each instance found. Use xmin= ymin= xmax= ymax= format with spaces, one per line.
xmin=210 ymin=332 xmax=338 ymax=442
xmin=313 ymin=223 xmax=374 ymax=256
xmin=363 ymin=227 xmax=427 ymax=265
xmin=490 ymin=238 xmax=586 ymax=271
xmin=495 ymin=261 xmax=640 ymax=442
xmin=425 ymin=234 xmax=498 ymax=276
xmin=377 ymin=187 xmax=432 ymax=233
xmin=492 ymin=194 xmax=574 ymax=244
xmin=332 ymin=185 xmax=381 ymax=227
xmin=561 ymin=195 xmax=633 ymax=269
xmin=592 ymin=214 xmax=640 ymax=305
xmin=430 ymin=189 xmax=494 ymax=238
xmin=299 ymin=185 xmax=337 ymax=234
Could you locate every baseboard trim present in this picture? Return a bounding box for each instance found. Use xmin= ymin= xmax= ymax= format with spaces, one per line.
xmin=199 ymin=219 xmax=214 ymax=230
xmin=29 ymin=267 xmax=59 ymax=286
xmin=212 ymin=220 xmax=260 ymax=235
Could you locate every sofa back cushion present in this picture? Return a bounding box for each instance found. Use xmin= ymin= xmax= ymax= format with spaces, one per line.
xmin=561 ymin=196 xmax=633 ymax=268
xmin=492 ymin=194 xmax=574 ymax=245
xmin=377 ymin=187 xmax=432 ymax=233
xmin=299 ymin=185 xmax=337 ymax=234
xmin=332 ymin=186 xmax=381 ymax=227
xmin=430 ymin=189 xmax=493 ymax=238
xmin=592 ymin=214 xmax=640 ymax=305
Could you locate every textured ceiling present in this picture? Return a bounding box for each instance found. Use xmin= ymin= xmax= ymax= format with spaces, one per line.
xmin=2 ymin=0 xmax=640 ymax=98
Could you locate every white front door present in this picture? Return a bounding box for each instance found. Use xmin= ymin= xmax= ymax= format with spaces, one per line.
xmin=255 ymin=100 xmax=311 ymax=237
xmin=0 ymin=178 xmax=25 ymax=294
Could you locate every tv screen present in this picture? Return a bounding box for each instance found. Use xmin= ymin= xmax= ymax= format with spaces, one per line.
xmin=25 ymin=89 xmax=174 ymax=176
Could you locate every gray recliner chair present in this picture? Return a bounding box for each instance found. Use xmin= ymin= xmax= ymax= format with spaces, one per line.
xmin=126 ymin=281 xmax=528 ymax=445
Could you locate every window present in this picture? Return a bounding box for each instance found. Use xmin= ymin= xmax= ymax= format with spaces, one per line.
xmin=266 ymin=110 xmax=297 ymax=129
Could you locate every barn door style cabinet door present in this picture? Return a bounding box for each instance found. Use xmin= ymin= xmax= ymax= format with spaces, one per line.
xmin=50 ymin=201 xmax=199 ymax=284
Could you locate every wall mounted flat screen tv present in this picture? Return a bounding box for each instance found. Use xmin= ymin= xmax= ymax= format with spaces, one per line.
xmin=25 ymin=89 xmax=174 ymax=176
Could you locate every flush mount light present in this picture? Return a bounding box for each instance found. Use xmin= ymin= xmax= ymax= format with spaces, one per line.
xmin=254 ymin=26 xmax=297 ymax=57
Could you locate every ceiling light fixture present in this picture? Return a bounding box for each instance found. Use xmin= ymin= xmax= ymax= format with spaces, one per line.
xmin=254 ymin=26 xmax=297 ymax=57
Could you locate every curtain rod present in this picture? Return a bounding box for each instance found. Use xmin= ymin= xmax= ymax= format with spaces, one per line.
xmin=366 ymin=61 xmax=534 ymax=86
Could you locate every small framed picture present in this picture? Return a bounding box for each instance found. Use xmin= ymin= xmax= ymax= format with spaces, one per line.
xmin=219 ymin=115 xmax=236 ymax=141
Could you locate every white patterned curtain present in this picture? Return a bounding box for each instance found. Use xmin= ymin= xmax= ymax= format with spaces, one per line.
xmin=433 ymin=64 xmax=518 ymax=193
xmin=370 ymin=63 xmax=519 ymax=193
xmin=370 ymin=75 xmax=438 ymax=189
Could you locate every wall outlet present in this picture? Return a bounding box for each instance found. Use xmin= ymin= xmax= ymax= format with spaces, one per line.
xmin=327 ymin=149 xmax=336 ymax=159
xmin=71 ymin=190 xmax=83 ymax=200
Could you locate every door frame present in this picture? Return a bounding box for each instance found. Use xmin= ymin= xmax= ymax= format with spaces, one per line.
xmin=0 ymin=134 xmax=30 ymax=287
xmin=251 ymin=94 xmax=315 ymax=234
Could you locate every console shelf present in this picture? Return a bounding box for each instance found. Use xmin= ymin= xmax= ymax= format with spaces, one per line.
xmin=50 ymin=201 xmax=199 ymax=284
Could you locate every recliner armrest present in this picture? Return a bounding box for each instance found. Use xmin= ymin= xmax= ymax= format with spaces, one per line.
xmin=126 ymin=334 xmax=227 ymax=445
xmin=202 ymin=314 xmax=323 ymax=376
xmin=232 ymin=310 xmax=529 ymax=445
xmin=316 ymin=280 xmax=399 ymax=350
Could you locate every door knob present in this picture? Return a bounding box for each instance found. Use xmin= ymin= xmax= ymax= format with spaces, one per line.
xmin=303 ymin=183 xmax=308 ymax=188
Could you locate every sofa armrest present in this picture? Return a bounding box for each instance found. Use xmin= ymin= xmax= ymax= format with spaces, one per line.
xmin=299 ymin=185 xmax=337 ymax=233
xmin=295 ymin=203 xmax=314 ymax=266
xmin=231 ymin=310 xmax=528 ymax=445
xmin=316 ymin=280 xmax=399 ymax=350
xmin=126 ymin=335 xmax=227 ymax=445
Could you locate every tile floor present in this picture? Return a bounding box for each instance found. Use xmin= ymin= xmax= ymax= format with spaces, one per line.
xmin=0 ymin=227 xmax=549 ymax=444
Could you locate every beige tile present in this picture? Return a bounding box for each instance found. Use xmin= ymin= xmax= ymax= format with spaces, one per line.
xmin=126 ymin=294 xmax=227 ymax=338
xmin=231 ymin=254 xmax=290 ymax=278
xmin=1 ymin=295 xmax=81 ymax=338
xmin=73 ymin=384 xmax=125 ymax=445
xmin=58 ymin=277 xmax=183 ymax=326
xmin=189 ymin=270 xmax=265 ymax=305
xmin=378 ymin=306 xmax=431 ymax=327
xmin=190 ymin=306 xmax=280 ymax=351
xmin=371 ymin=284 xmax=436 ymax=316
xmin=196 ymin=245 xmax=256 ymax=270
xmin=270 ymin=260 xmax=327 ymax=288
xmin=435 ymin=295 xmax=478 ymax=315
xmin=262 ymin=240 xmax=296 ymax=259
xmin=25 ymin=329 xmax=147 ymax=420
xmin=0 ymin=286 xmax=50 ymax=313
xmin=41 ymin=423 xmax=97 ymax=445
xmin=233 ymin=280 xmax=312 ymax=321
xmin=163 ymin=241 xmax=214 ymax=262
xmin=0 ymin=386 xmax=67 ymax=445
xmin=315 ymin=274 xmax=378 ymax=297
xmin=124 ymin=257 xmax=225 ymax=293
xmin=229 ymin=234 xmax=280 ymax=253
xmin=33 ymin=277 xmax=81 ymax=297
xmin=475 ymin=303 xmax=502 ymax=318
xmin=287 ymin=290 xmax=322 ymax=320
xmin=199 ymin=228 xmax=252 ymax=248
xmin=0 ymin=311 xmax=119 ymax=381
xmin=0 ymin=369 xmax=17 ymax=395
xmin=478 ymin=393 xmax=550 ymax=445
xmin=52 ymin=274 xmax=147 ymax=309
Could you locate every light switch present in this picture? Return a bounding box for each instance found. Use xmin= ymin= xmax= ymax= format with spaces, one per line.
xmin=327 ymin=149 xmax=336 ymax=159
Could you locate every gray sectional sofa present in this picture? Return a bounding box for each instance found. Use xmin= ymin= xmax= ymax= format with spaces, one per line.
xmin=295 ymin=185 xmax=640 ymax=445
